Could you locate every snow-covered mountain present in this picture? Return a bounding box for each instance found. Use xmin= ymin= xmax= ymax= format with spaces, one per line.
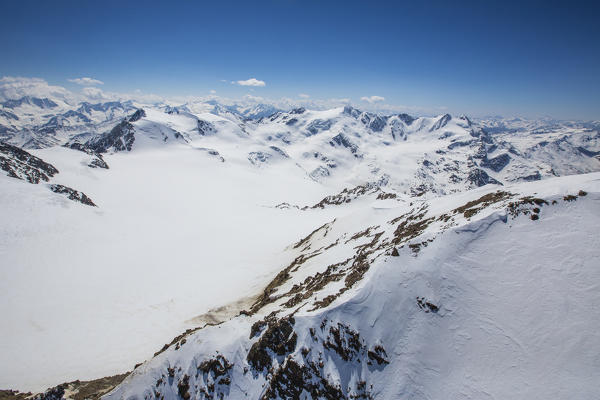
xmin=1 ymin=96 xmax=599 ymax=399
xmin=108 ymin=175 xmax=600 ymax=400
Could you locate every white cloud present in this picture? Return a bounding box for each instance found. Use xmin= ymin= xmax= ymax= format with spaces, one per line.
xmin=298 ymin=93 xmax=310 ymax=98
xmin=243 ymin=94 xmax=264 ymax=102
xmin=210 ymin=89 xmax=217 ymax=94
xmin=81 ymin=86 xmax=107 ymax=101
xmin=1 ymin=75 xmax=448 ymax=116
xmin=235 ymin=78 xmax=266 ymax=87
xmin=0 ymin=76 xmax=72 ymax=101
xmin=68 ymin=77 xmax=104 ymax=86
xmin=361 ymin=95 xmax=385 ymax=103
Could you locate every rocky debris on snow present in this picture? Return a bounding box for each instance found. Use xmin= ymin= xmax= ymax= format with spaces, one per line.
xmin=309 ymin=183 xmax=396 ymax=209
xmin=1 ymin=372 xmax=129 ymax=400
xmin=0 ymin=390 xmax=32 ymax=400
xmin=196 ymin=119 xmax=216 ymax=136
xmin=416 ymin=297 xmax=439 ymax=313
xmin=49 ymin=184 xmax=96 ymax=207
xmin=248 ymin=151 xmax=271 ymax=165
xmin=197 ymin=147 xmax=225 ymax=162
xmin=67 ymin=143 xmax=109 ymax=169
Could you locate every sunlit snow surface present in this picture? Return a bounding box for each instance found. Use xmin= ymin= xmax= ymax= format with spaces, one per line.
xmin=0 ymin=145 xmax=334 ymax=390
xmin=109 ymin=174 xmax=600 ymax=400
xmin=1 ymin=102 xmax=599 ymax=395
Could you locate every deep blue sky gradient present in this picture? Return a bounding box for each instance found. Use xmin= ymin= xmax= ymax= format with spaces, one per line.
xmin=1 ymin=0 xmax=599 ymax=118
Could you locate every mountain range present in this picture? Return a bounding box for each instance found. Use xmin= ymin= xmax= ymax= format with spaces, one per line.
xmin=1 ymin=95 xmax=599 ymax=399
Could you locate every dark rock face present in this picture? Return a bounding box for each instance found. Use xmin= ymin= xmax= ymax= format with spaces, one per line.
xmin=81 ymin=108 xmax=145 ymax=154
xmin=247 ymin=317 xmax=297 ymax=372
xmin=481 ymin=153 xmax=511 ymax=172
xmin=197 ymin=119 xmax=216 ymax=136
xmin=430 ymin=113 xmax=451 ymax=131
xmin=85 ymin=120 xmax=135 ymax=153
xmin=397 ymin=113 xmax=416 ymax=125
xmin=285 ymin=117 xmax=298 ymax=126
xmin=290 ymin=107 xmax=306 ymax=114
xmin=389 ymin=119 xmax=407 ymax=141
xmin=329 ymin=133 xmax=359 ymax=156
xmin=0 ymin=142 xmax=59 ymax=183
xmin=195 ymin=355 xmax=233 ymax=398
xmin=32 ymin=385 xmax=64 ymax=400
xmin=368 ymin=115 xmax=387 ymax=132
xmin=305 ymin=119 xmax=332 ymax=136
xmin=343 ymin=105 xmax=361 ymax=118
xmin=49 ymin=184 xmax=96 ymax=206
xmin=127 ymin=108 xmax=146 ymax=122
xmin=468 ymin=168 xmax=502 ymax=187
xmin=245 ymin=317 xmax=386 ymax=399
xmin=358 ymin=112 xmax=382 ymax=131
xmin=458 ymin=115 xmax=472 ymax=127
xmin=322 ymin=323 xmax=363 ymax=362
xmin=88 ymin=156 xmax=109 ymax=169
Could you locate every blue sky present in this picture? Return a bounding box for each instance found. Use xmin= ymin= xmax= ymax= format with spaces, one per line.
xmin=1 ymin=0 xmax=599 ymax=119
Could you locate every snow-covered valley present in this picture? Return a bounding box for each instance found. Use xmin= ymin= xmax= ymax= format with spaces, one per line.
xmin=1 ymin=97 xmax=599 ymax=399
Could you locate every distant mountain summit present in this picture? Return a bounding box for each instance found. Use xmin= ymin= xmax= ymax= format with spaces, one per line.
xmin=1 ymin=96 xmax=58 ymax=109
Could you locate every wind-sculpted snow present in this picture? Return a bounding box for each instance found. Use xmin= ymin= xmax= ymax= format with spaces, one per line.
xmin=103 ymin=174 xmax=600 ymax=399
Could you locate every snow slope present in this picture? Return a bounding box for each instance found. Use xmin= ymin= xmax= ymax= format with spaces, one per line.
xmin=106 ymin=173 xmax=600 ymax=400
xmin=0 ymin=144 xmax=335 ymax=391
